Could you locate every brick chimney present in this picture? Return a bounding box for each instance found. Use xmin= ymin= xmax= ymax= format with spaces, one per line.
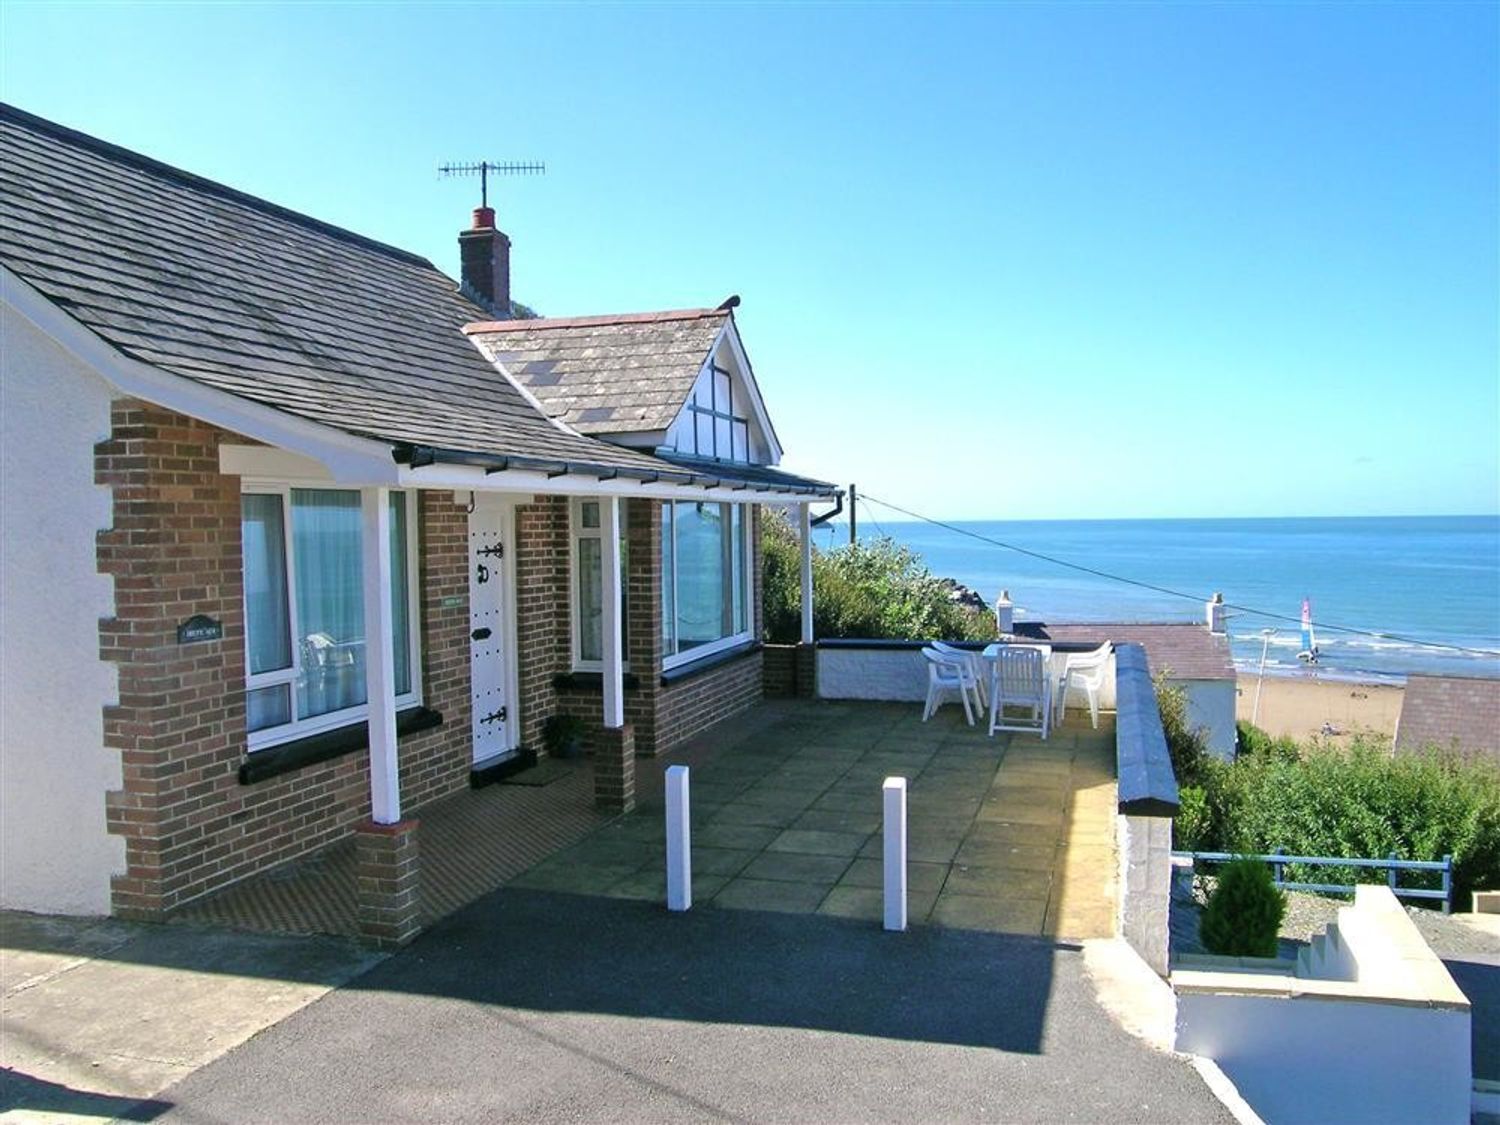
xmin=459 ymin=206 xmax=511 ymax=318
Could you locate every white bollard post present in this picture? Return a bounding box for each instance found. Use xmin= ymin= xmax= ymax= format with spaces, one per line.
xmin=883 ymin=776 xmax=907 ymax=931
xmin=666 ymin=765 xmax=691 ymax=912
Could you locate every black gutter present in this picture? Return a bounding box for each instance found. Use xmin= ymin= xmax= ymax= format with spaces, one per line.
xmin=810 ymin=491 xmax=844 ymax=526
xmin=391 ymin=443 xmax=840 ymax=497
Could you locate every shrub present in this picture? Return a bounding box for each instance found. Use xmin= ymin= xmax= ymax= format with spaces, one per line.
xmin=1235 ymin=721 xmax=1300 ymax=762
xmin=1175 ymin=733 xmax=1500 ymax=906
xmin=1175 ymin=786 xmax=1212 ymax=852
xmin=1200 ymin=856 xmax=1286 ymax=958
xmin=760 ymin=509 xmax=992 ymax=644
xmin=1155 ymin=676 xmax=1212 ymax=789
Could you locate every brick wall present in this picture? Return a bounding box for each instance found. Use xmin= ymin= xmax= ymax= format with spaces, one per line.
xmin=513 ymin=496 xmax=567 ymax=750
xmin=656 ymin=649 xmax=765 ymax=750
xmin=513 ymin=496 xmax=765 ymax=759
xmin=763 ymin=644 xmax=798 ymax=697
xmin=97 ymin=401 xmax=471 ymax=918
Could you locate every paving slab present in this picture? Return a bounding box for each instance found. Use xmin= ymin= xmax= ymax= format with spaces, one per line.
xmin=712 ymin=878 xmax=832 ymax=914
xmin=740 ymin=851 xmax=854 ymax=884
xmin=931 ymin=893 xmax=1050 ymax=935
xmin=766 ymin=828 xmax=870 ymax=858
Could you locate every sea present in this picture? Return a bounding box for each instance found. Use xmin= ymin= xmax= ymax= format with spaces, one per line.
xmin=823 ymin=514 xmax=1500 ymax=685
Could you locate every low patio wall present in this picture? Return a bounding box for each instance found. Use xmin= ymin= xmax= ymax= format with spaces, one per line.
xmin=1174 ymin=885 xmax=1472 ymax=1124
xmin=1113 ymin=644 xmax=1179 ymax=977
xmin=814 ymin=639 xmax=1099 ymax=704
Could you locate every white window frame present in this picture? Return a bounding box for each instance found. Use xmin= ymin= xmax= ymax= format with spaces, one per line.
xmin=661 ymin=500 xmax=754 ymax=671
xmin=569 ymin=497 xmax=630 ymax=673
xmin=241 ymin=481 xmax=423 ymax=751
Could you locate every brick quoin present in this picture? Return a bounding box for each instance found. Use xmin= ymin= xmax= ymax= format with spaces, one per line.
xmin=96 ymin=401 xmax=472 ymax=919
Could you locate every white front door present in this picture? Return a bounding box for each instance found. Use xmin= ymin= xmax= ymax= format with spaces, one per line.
xmin=469 ymin=500 xmax=513 ymax=766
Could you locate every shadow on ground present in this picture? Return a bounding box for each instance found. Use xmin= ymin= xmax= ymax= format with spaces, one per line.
xmin=1444 ymin=954 xmax=1500 ymax=1084
xmin=0 ymin=1069 xmax=171 ymax=1120
xmin=362 ymin=887 xmax=1063 ymax=1053
xmin=151 ymin=886 xmax=1232 ymax=1124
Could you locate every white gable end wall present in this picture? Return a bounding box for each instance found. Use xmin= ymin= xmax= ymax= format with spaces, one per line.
xmin=0 ymin=302 xmax=124 ymax=914
xmin=663 ymin=325 xmax=778 ymax=465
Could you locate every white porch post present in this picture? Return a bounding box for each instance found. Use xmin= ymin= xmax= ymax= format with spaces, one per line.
xmin=361 ymin=486 xmax=400 ymax=824
xmin=600 ymin=495 xmax=625 ymax=729
xmin=799 ymin=502 xmax=814 ymax=645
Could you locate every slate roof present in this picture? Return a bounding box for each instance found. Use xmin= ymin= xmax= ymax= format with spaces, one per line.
xmin=0 ymin=105 xmax=835 ymax=496
xmin=1394 ymin=675 xmax=1500 ymax=762
xmin=1020 ymin=622 xmax=1237 ymax=681
xmin=463 ymin=309 xmax=728 ymax=435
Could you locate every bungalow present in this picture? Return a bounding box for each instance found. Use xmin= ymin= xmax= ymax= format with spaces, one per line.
xmin=0 ymin=104 xmax=837 ymax=940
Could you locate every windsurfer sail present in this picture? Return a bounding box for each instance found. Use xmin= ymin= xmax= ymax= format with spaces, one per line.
xmin=1297 ymin=597 xmax=1320 ymax=664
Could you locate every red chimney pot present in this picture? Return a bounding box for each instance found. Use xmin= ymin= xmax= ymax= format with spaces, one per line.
xmin=472 ymin=206 xmax=496 ymax=230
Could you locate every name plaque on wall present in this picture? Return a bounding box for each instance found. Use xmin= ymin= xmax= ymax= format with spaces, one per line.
xmin=176 ymin=614 xmax=223 ymax=645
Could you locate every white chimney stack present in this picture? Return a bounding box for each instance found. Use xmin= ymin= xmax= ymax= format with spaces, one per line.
xmin=995 ymin=589 xmax=1014 ymax=636
xmin=1207 ymin=592 xmax=1227 ymax=635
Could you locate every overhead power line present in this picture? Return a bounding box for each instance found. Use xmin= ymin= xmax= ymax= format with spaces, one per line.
xmin=858 ymin=491 xmax=1500 ymax=660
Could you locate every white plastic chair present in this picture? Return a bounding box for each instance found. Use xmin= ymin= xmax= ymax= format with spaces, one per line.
xmin=921 ymin=647 xmax=977 ymax=725
xmin=1059 ymin=642 xmax=1110 ymax=728
xmin=931 ymin=641 xmax=988 ymax=707
xmin=988 ymin=645 xmax=1051 ymax=738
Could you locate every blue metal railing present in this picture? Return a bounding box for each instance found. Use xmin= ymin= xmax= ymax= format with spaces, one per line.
xmin=1173 ymin=849 xmax=1454 ymax=913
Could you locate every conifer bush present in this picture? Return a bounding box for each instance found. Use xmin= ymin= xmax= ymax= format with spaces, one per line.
xmin=1200 ymin=857 xmax=1286 ymax=958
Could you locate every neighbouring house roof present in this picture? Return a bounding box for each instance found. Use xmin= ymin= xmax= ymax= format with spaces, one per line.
xmin=464 ymin=310 xmax=730 ymax=436
xmin=1393 ymin=675 xmax=1500 ymax=762
xmin=1021 ymin=622 xmax=1237 ymax=682
xmin=0 ymin=104 xmax=835 ymax=498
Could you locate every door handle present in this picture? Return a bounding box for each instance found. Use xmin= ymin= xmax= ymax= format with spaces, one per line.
xmin=471 ymin=627 xmax=492 ymax=641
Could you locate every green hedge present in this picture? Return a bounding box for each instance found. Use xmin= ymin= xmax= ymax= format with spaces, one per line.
xmin=1173 ymin=718 xmax=1500 ymax=907
xmin=761 ymin=509 xmax=992 ymax=644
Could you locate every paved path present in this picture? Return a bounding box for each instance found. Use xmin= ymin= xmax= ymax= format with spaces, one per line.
xmin=154 ymin=888 xmax=1230 ymax=1124
xmin=0 ymin=911 xmax=381 ymax=1121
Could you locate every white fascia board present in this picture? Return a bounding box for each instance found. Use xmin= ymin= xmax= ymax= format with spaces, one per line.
xmin=717 ymin=316 xmax=784 ymax=465
xmin=219 ymin=445 xmax=334 ymax=481
xmin=2 ymin=265 xmax=399 ymax=484
xmin=396 ymin=461 xmax=816 ymax=504
xmin=594 ymin=429 xmax=668 ymax=448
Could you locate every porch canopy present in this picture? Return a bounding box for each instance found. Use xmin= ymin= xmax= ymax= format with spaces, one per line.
xmin=0 ymin=103 xmax=840 ymax=828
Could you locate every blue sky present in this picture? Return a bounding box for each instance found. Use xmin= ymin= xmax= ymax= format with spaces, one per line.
xmin=3 ymin=2 xmax=1495 ymax=520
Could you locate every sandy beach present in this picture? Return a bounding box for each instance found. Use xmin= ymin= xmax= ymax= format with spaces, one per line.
xmin=1235 ymin=673 xmax=1404 ymax=744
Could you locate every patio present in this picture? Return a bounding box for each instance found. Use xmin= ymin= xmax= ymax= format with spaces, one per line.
xmin=517 ymin=700 xmax=1119 ymax=938
xmin=175 ymin=699 xmax=1119 ymax=941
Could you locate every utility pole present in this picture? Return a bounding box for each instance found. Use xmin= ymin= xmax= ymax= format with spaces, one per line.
xmin=849 ymin=483 xmax=857 ymax=547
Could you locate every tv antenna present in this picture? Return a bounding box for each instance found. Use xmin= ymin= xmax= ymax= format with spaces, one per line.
xmin=438 ymin=160 xmax=545 ymax=209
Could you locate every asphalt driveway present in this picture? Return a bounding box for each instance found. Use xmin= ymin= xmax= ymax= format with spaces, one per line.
xmin=151 ymin=888 xmax=1230 ymax=1124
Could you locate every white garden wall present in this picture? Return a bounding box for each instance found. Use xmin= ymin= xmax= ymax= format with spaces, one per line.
xmin=816 ymin=646 xmax=928 ymax=702
xmin=1174 ymin=886 xmax=1472 ymax=1125
xmin=1182 ymin=678 xmax=1236 ymax=760
xmin=0 ymin=302 xmax=123 ymax=914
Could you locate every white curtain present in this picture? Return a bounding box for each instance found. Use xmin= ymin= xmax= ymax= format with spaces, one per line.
xmin=292 ymin=489 xmax=365 ymax=719
xmin=243 ymin=493 xmax=293 ymax=731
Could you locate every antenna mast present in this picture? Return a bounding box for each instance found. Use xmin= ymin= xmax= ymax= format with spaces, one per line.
xmin=438 ymin=160 xmax=546 ymax=209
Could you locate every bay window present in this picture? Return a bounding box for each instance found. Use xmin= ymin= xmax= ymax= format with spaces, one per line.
xmin=241 ymin=486 xmax=420 ymax=748
xmin=662 ymin=501 xmax=751 ymax=667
